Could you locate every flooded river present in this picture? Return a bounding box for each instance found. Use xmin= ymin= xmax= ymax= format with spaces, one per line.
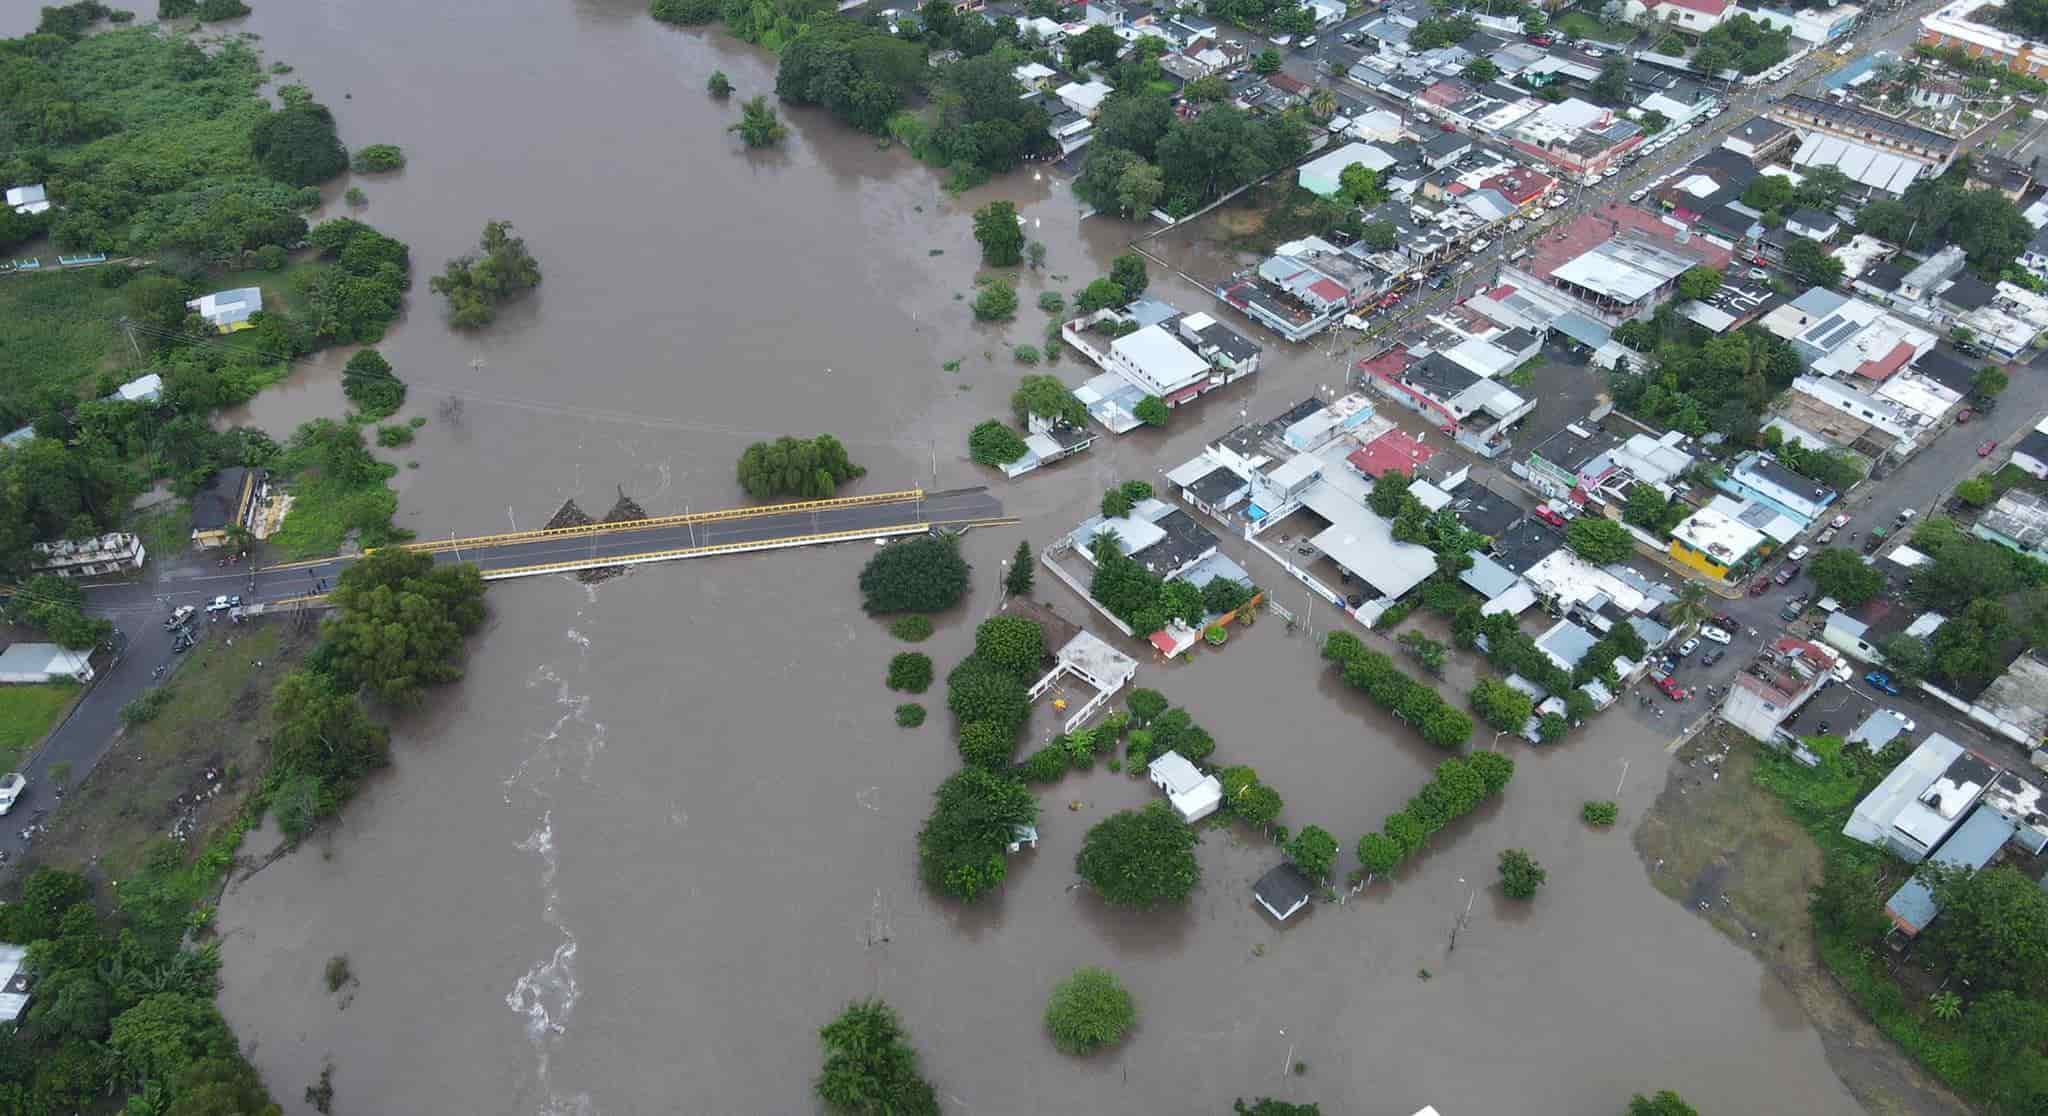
xmin=2 ymin=1 xmax=1880 ymax=1111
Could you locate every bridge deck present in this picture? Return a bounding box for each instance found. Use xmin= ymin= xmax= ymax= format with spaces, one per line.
xmin=85 ymin=488 xmax=1007 ymax=616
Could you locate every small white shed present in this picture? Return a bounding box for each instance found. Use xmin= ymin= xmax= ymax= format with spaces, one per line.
xmin=0 ymin=643 xmax=93 ymax=684
xmin=1147 ymin=750 xmax=1222 ymax=822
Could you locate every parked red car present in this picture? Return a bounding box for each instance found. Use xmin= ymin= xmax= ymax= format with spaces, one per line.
xmin=1528 ymin=33 xmax=1554 ymax=45
xmin=1749 ymin=577 xmax=1770 ymax=596
xmin=1655 ymin=676 xmax=1688 ymax=701
xmin=1979 ymin=439 xmax=2000 ymax=457
xmin=1533 ymin=504 xmax=1567 ymax=528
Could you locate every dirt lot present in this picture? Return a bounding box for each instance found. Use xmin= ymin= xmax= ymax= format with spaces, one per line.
xmin=27 ymin=617 xmax=311 ymax=882
xmin=1632 ymin=727 xmax=1969 ymax=1116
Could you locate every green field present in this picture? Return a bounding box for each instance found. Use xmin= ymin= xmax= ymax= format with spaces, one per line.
xmin=0 ymin=270 xmax=135 ymax=417
xmin=0 ymin=682 xmax=81 ymax=767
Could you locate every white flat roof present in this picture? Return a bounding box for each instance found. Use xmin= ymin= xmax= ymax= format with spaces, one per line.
xmin=1297 ymin=480 xmax=1437 ymax=600
xmin=1111 ymin=325 xmax=1210 ymax=385
xmin=0 ymin=643 xmax=89 ymax=677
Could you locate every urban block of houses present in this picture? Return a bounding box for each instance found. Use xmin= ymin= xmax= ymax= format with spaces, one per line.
xmin=1220 ymin=236 xmax=1389 ymax=342
xmin=30 ymin=533 xmax=145 ymax=580
xmin=1777 ymin=372 xmax=1958 ymax=460
xmin=1716 ymin=451 xmax=1837 ymax=527
xmin=0 ymin=643 xmax=95 ymax=684
xmin=1062 ymin=302 xmax=1262 ymax=430
xmin=1722 ymin=114 xmax=1797 ymax=162
xmin=1972 ymin=488 xmax=2048 ymax=562
xmin=1747 ymin=0 xmax=1859 ymax=44
xmin=1886 ymin=802 xmax=2014 ymax=937
xmin=186 ymin=287 xmax=263 ymax=333
xmin=190 ymin=466 xmax=263 ymax=549
xmin=1759 ymin=287 xmax=1937 ymax=383
xmin=1351 ymin=340 xmax=1536 ymax=458
xmin=1499 ymin=203 xmax=1732 ymax=328
xmin=1668 ymin=506 xmax=1769 ymax=579
xmin=1918 ymin=0 xmax=2048 ymax=74
xmin=1504 ymin=98 xmax=1645 ymax=179
xmin=1768 ymin=94 xmax=1959 ymax=169
xmin=1148 ymin=750 xmax=1222 ymax=822
xmin=1000 ymin=414 xmax=1099 ymax=479
xmin=1721 ymin=636 xmax=1841 ymax=741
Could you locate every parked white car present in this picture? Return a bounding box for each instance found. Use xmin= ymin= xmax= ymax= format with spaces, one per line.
xmin=0 ymin=773 xmax=25 ymax=817
xmin=1787 ymin=544 xmax=1811 ymax=562
xmin=1748 ymin=267 xmax=1769 ymax=281
xmin=1886 ymin=710 xmax=1916 ymax=732
xmin=1700 ymin=625 xmax=1733 ymax=645
xmin=1470 ymin=237 xmax=1491 ymax=252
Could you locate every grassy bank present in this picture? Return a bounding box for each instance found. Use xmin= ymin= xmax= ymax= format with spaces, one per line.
xmin=29 ymin=620 xmax=306 ymax=881
xmin=0 ymin=682 xmax=81 ymax=769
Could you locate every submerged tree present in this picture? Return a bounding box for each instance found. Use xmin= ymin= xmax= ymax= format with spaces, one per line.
xmin=428 ymin=220 xmax=543 ymax=328
xmin=814 ymin=999 xmax=940 ymax=1114
xmin=735 ymin=434 xmax=864 ymax=500
xmin=730 ymin=95 xmax=788 ymax=148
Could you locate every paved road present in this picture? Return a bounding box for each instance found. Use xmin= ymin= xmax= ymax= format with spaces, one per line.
xmin=0 ymin=487 xmax=1005 ymax=870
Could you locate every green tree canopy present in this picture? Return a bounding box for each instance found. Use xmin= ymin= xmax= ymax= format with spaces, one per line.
xmin=1565 ymin=517 xmax=1633 ymax=564
xmin=917 ymin=767 xmax=1038 ymax=901
xmin=815 ymin=999 xmax=940 ymax=1115
xmin=1012 ymin=373 xmax=1088 ymax=427
xmin=1808 ymin=547 xmax=1884 ymax=604
xmin=973 ymin=199 xmax=1024 ymax=265
xmin=969 ymin=419 xmax=1028 ymax=465
xmin=1285 ymin=824 xmax=1338 ymax=883
xmin=321 ymin=547 xmax=487 ymax=705
xmin=1077 ymin=801 xmax=1200 ymax=908
xmin=428 ymin=220 xmax=543 ymax=328
xmin=859 ymin=535 xmax=970 ymax=613
xmin=973 ymin=615 xmax=1045 ymax=677
xmin=249 ymin=98 xmax=347 ymax=186
xmin=736 ymin=434 xmax=864 ymax=500
xmin=1469 ymin=677 xmax=1534 ymax=732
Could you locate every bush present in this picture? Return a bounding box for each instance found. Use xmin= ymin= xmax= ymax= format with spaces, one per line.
xmin=350 ymin=144 xmax=406 ymax=172
xmin=1127 ymin=688 xmax=1168 ymax=723
xmin=887 ymin=652 xmax=933 ymax=693
xmin=1013 ymin=344 xmax=1041 ymax=365
xmin=973 ymin=281 xmax=1018 ymax=321
xmin=860 ymin=536 xmax=970 ymax=613
xmin=375 ymin=423 xmax=413 ymax=448
xmin=890 ymin=616 xmax=933 ymax=642
xmin=1038 ymin=291 xmax=1065 ymax=313
xmin=342 ymin=348 xmax=405 ymax=418
xmin=1582 ymin=800 xmax=1618 ymax=827
xmin=968 ymin=420 xmax=1029 ymax=466
xmin=1498 ymin=848 xmax=1546 ymax=899
xmin=1019 ymin=744 xmax=1069 ymax=783
xmin=815 ymin=999 xmax=940 ymax=1114
xmin=1044 ymin=967 xmax=1136 ymax=1056
xmin=120 ymin=687 xmax=175 ymax=725
xmin=895 ymin=703 xmax=926 ymax=727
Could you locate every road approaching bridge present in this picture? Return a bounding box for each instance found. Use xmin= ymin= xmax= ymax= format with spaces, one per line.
xmin=84 ymin=487 xmax=1010 ymax=618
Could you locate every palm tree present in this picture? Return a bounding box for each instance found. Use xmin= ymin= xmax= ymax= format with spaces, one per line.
xmin=1929 ymin=990 xmax=1964 ymax=1021
xmin=1309 ymin=88 xmax=1337 ymax=121
xmin=1669 ymin=581 xmax=1712 ymax=631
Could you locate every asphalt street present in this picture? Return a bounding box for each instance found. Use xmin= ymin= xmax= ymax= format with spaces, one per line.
xmin=0 ymin=487 xmax=1005 ymax=868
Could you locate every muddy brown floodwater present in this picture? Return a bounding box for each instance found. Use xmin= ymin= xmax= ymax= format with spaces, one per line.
xmin=0 ymin=0 xmax=1889 ymax=1111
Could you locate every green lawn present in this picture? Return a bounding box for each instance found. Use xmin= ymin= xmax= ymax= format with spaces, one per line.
xmin=0 ymin=682 xmax=82 ymax=768
xmin=1553 ymin=10 xmax=1623 ymax=41
xmin=0 ymin=270 xmax=136 ymax=418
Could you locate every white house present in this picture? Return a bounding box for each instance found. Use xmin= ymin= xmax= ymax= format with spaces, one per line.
xmin=1056 ymin=79 xmax=1114 ymax=117
xmin=1297 ymin=141 xmax=1396 ymax=198
xmin=4 ymin=184 xmax=49 ymax=216
xmin=0 ymin=643 xmax=94 ymax=684
xmin=1147 ymin=750 xmax=1222 ymax=822
xmin=1307 ymin=0 xmax=1345 ymax=25
xmin=186 ymin=287 xmax=263 ymax=333
xmin=1108 ymin=324 xmax=1212 ymax=401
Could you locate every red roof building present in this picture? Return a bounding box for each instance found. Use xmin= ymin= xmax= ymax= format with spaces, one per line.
xmin=1479 ymin=166 xmax=1558 ymax=209
xmin=1345 ymin=428 xmax=1438 ymax=479
xmin=1854 ymin=340 xmax=1916 ymax=383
